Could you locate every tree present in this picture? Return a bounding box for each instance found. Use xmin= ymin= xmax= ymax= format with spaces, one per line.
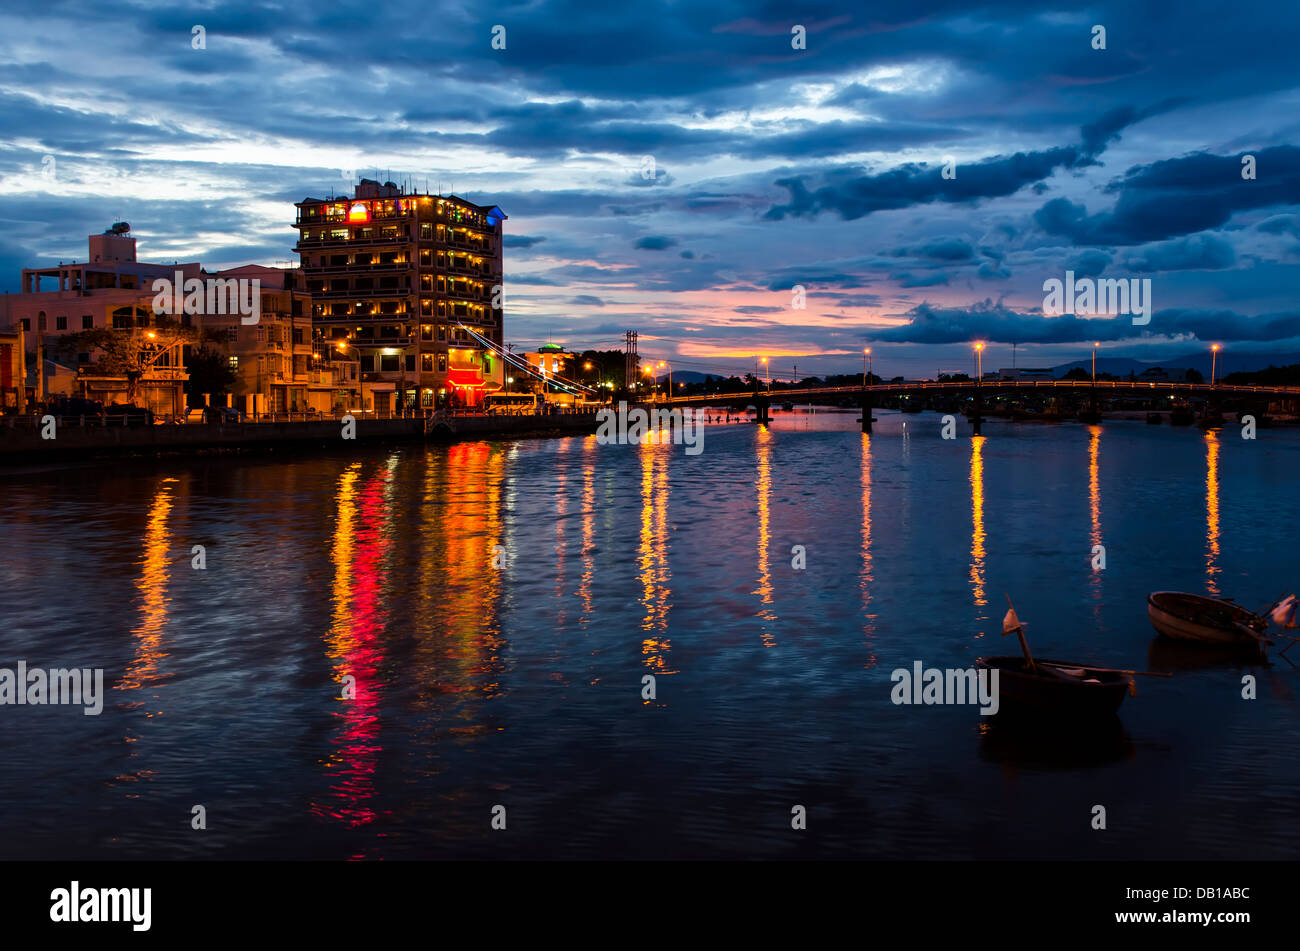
xmin=185 ymin=345 xmax=237 ymax=406
xmin=1185 ymin=368 xmax=1204 ymax=384
xmin=55 ymin=314 xmax=205 ymax=404
xmin=1064 ymin=367 xmax=1090 ymax=380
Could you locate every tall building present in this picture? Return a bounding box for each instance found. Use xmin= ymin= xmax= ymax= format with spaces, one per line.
xmin=293 ymin=179 xmax=507 ymax=412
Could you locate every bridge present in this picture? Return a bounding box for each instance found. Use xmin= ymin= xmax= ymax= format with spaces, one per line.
xmin=643 ymin=379 xmax=1300 ymax=433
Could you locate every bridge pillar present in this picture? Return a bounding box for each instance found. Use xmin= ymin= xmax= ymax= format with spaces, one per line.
xmin=861 ymin=392 xmax=872 ymax=433
xmin=755 ymin=396 xmax=771 ymax=425
xmin=971 ymin=387 xmax=983 ymax=436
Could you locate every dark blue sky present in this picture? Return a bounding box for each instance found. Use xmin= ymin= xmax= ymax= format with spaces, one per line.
xmin=2 ymin=0 xmax=1297 ymax=377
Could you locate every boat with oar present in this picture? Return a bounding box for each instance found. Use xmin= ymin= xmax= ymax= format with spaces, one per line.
xmin=1146 ymin=591 xmax=1290 ymax=658
xmin=976 ymin=597 xmax=1169 ymax=720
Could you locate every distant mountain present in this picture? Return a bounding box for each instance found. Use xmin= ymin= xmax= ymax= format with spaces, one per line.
xmin=652 ymin=370 xmax=729 ymax=384
xmin=1051 ymin=352 xmax=1300 ymax=378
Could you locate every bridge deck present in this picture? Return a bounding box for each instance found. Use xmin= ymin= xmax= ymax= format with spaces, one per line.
xmin=650 ymin=379 xmax=1300 ymax=406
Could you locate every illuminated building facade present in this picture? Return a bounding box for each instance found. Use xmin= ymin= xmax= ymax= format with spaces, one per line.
xmin=294 ymin=179 xmax=507 ymax=411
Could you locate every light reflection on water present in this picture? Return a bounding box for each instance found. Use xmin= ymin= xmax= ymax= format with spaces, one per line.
xmin=0 ymin=412 xmax=1297 ymax=860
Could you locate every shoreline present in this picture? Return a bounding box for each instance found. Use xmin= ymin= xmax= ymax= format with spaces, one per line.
xmin=0 ymin=412 xmax=601 ymax=466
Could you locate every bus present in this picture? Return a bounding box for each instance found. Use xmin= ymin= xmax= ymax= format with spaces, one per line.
xmin=483 ymin=392 xmax=538 ymax=415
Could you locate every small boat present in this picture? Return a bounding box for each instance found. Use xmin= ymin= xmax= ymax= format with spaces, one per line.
xmin=1147 ymin=591 xmax=1268 ymax=653
xmin=976 ymin=597 xmax=1156 ymax=721
xmin=976 ymin=657 xmax=1133 ymax=718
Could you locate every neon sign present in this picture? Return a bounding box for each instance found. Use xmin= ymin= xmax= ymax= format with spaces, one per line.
xmin=348 ymin=202 xmax=370 ymax=224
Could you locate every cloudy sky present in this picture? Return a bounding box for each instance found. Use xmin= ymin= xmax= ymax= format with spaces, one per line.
xmin=2 ymin=0 xmax=1297 ymax=378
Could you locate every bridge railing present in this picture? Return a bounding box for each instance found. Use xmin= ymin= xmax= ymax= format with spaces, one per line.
xmin=654 ymin=379 xmax=1300 ymax=404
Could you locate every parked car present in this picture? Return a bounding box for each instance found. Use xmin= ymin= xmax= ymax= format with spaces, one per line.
xmin=47 ymin=396 xmax=105 ymax=417
xmin=103 ymin=403 xmax=154 ymax=426
xmin=185 ymin=406 xmax=243 ymax=423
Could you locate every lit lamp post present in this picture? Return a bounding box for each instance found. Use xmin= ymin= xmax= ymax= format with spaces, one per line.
xmin=657 ymin=361 xmax=671 ymax=398
xmin=862 ymin=347 xmax=874 ymax=434
xmin=1211 ymin=343 xmax=1220 ymax=386
xmin=973 ymin=342 xmax=985 ymax=436
xmin=761 ymin=356 xmax=769 ymax=392
xmin=1092 ymin=341 xmax=1099 ymax=384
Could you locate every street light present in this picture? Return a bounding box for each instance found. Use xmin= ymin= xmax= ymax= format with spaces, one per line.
xmin=1092 ymin=341 xmax=1099 ymax=384
xmin=761 ymin=356 xmax=768 ymax=392
xmin=657 ymin=360 xmax=671 ymax=398
xmin=1211 ymin=343 xmax=1220 ymax=386
xmin=974 ymin=342 xmax=984 ymax=381
xmin=864 ymin=347 xmax=872 ymax=387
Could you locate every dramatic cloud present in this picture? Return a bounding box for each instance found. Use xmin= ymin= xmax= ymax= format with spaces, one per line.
xmin=1123 ymin=234 xmax=1237 ymax=273
xmin=633 ymin=235 xmax=679 ymax=250
xmin=1034 ymin=146 xmax=1300 ymax=246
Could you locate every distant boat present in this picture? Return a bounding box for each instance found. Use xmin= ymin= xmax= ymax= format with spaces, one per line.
xmin=1146 ymin=591 xmax=1269 ymax=655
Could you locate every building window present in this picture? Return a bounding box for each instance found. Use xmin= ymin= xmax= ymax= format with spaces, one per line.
xmin=228 ymin=356 xmax=239 ymax=368
xmin=421 ymin=354 xmax=433 ymax=372
xmin=55 ymin=315 xmax=67 ymax=330
xmin=380 ymin=354 xmax=399 ymax=372
xmin=227 ymin=328 xmax=239 ymax=342
xmin=437 ymin=354 xmax=447 ymax=372
xmin=82 ymin=315 xmax=93 ymax=329
xmin=405 ymin=354 xmax=415 ymax=371
xmin=360 ymin=355 xmax=374 ymax=372
xmin=37 ymin=313 xmax=46 ymax=330
xmin=19 ymin=318 xmax=29 ymax=331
